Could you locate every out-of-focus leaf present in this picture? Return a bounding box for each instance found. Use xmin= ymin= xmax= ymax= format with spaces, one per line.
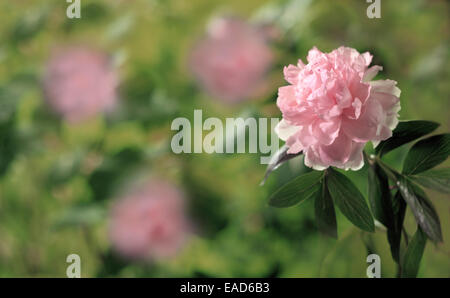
xmin=183 ymin=171 xmax=229 ymax=236
xmin=402 ymin=134 xmax=450 ymax=175
xmin=0 ymin=135 xmax=15 ymax=175
xmin=387 ymin=191 xmax=406 ymax=263
xmin=410 ymin=45 xmax=447 ymax=81
xmin=269 ymin=170 xmax=323 ymax=208
xmin=401 ymin=227 xmax=427 ymax=278
xmin=10 ymin=7 xmax=48 ymax=44
xmin=375 ymin=120 xmax=439 ymax=157
xmin=96 ymin=249 xmax=127 ymax=278
xmin=368 ymin=163 xmax=394 ymax=229
xmin=105 ymin=13 xmax=135 ymax=41
xmin=314 ymin=179 xmax=337 ymax=238
xmin=411 ymin=168 xmax=450 ymax=194
xmin=0 ymin=77 xmax=37 ymax=176
xmin=327 ymin=169 xmax=374 ymax=232
xmin=260 ymin=145 xmax=302 ymax=185
xmin=88 ymin=148 xmax=143 ymax=201
xmin=52 ymin=205 xmax=105 ymax=229
xmin=82 ymin=2 xmax=108 ymax=20
xmin=397 ymin=176 xmax=442 ymax=242
xmin=0 ymin=116 xmax=17 ymax=176
xmin=47 ymin=150 xmax=84 ymax=185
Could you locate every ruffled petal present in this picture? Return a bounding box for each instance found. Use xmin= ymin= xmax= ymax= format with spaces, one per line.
xmin=342 ymin=98 xmax=383 ymax=142
xmin=370 ymin=92 xmax=400 ymax=113
xmin=297 ymin=59 xmax=305 ymax=69
xmin=318 ymin=132 xmax=353 ymax=165
xmin=284 ymin=125 xmax=316 ymax=154
xmin=340 ymin=142 xmax=365 ymax=170
xmin=363 ymin=65 xmax=383 ymax=82
xmin=278 ymin=86 xmax=317 ymax=125
xmin=307 ymin=46 xmax=324 ymax=63
xmin=304 ymin=147 xmax=328 ymax=170
xmin=276 ymin=86 xmax=297 ymax=110
xmin=370 ymin=79 xmax=401 ymax=97
xmin=275 ymin=119 xmax=300 ymax=141
xmin=313 ymin=118 xmax=341 ymax=146
xmin=362 ymin=52 xmax=373 ymax=66
xmin=286 ymin=137 xmax=304 ymax=154
xmin=283 ymin=64 xmax=301 ymax=85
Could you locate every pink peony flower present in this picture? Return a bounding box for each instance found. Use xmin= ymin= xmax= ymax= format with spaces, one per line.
xmin=109 ymin=180 xmax=191 ymax=261
xmin=275 ymin=47 xmax=401 ymax=170
xmin=190 ymin=17 xmax=273 ymax=103
xmin=43 ymin=47 xmax=119 ymax=123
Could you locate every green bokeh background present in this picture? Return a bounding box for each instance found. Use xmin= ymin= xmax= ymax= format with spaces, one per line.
xmin=0 ymin=0 xmax=448 ymax=277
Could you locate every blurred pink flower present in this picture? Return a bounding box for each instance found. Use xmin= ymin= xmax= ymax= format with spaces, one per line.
xmin=276 ymin=47 xmax=401 ymax=170
xmin=43 ymin=47 xmax=119 ymax=123
xmin=190 ymin=17 xmax=273 ymax=103
xmin=109 ymin=180 xmax=191 ymax=261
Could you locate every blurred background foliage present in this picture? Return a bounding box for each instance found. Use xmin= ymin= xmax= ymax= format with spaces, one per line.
xmin=0 ymin=0 xmax=448 ymax=277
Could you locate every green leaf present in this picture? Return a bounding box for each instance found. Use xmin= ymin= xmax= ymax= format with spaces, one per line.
xmin=401 ymin=227 xmax=427 ymax=278
xmin=387 ymin=191 xmax=407 ymax=263
xmin=368 ymin=163 xmax=394 ymax=229
xmin=403 ymin=134 xmax=450 ymax=175
xmin=314 ymin=179 xmax=337 ymax=238
xmin=268 ymin=171 xmax=323 ymax=208
xmin=375 ymin=120 xmax=439 ymax=157
xmin=260 ymin=145 xmax=302 ymax=186
xmin=397 ymin=176 xmax=443 ymax=242
xmin=327 ymin=169 xmax=375 ymax=232
xmin=368 ymin=161 xmax=407 ymax=263
xmin=411 ymin=168 xmax=450 ymax=194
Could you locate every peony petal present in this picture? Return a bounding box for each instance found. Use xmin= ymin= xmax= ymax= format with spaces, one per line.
xmin=284 ymin=125 xmax=316 ymax=154
xmin=330 ymin=79 xmax=352 ymax=109
xmin=385 ymin=102 xmax=401 ymax=129
xmin=375 ymin=125 xmax=393 ymax=142
xmin=370 ymin=79 xmax=401 ymax=97
xmin=348 ymin=74 xmax=371 ymax=104
xmin=370 ymin=92 xmax=400 ymax=112
xmin=304 ymin=147 xmax=328 ymax=170
xmin=275 ymin=119 xmax=301 ymax=141
xmin=298 ymin=125 xmax=317 ymax=148
xmin=352 ymin=97 xmax=362 ymax=119
xmin=276 ymin=86 xmax=297 ymax=110
xmin=363 ymin=65 xmax=383 ymax=82
xmin=307 ymin=46 xmax=323 ymax=63
xmin=362 ymin=52 xmax=373 ymax=66
xmin=318 ymin=132 xmax=353 ymax=165
xmin=286 ymin=137 xmax=304 ymax=154
xmin=342 ymin=98 xmax=383 ymax=142
xmin=313 ymin=118 xmax=341 ymax=146
xmin=327 ymin=104 xmax=342 ymax=118
xmin=341 ymin=142 xmax=365 ymax=170
xmin=283 ymin=64 xmax=301 ymax=85
xmin=278 ymin=86 xmax=318 ymax=125
xmin=297 ymin=59 xmax=305 ymax=69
